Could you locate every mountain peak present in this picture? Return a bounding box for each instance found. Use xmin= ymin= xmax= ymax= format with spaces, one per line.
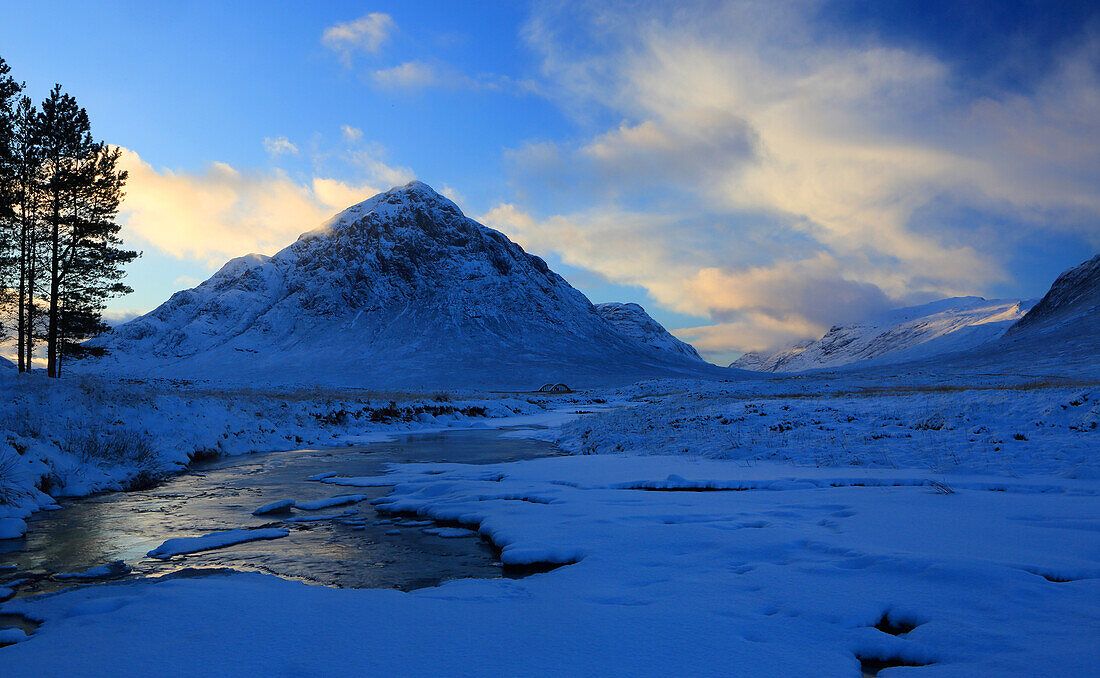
xmin=98 ymin=182 xmax=719 ymax=388
xmin=296 ymin=180 xmax=463 ymax=246
xmin=349 ymin=179 xmax=460 ymax=218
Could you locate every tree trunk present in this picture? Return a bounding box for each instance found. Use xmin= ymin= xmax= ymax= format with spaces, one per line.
xmin=25 ymin=220 xmax=37 ymax=373
xmin=46 ymin=199 xmax=60 ymax=378
xmin=16 ymin=196 xmax=27 ymax=373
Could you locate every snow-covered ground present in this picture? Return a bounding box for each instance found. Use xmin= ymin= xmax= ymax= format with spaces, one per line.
xmin=2 ymin=362 xmax=1098 ymax=676
xmin=2 ymin=440 xmax=1097 ymax=675
xmin=0 ymin=371 xmax=601 ymax=539
xmin=556 ymin=376 xmax=1099 ymax=478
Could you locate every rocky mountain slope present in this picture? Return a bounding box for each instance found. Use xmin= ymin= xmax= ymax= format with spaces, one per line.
xmin=594 ymin=303 xmax=702 ymax=361
xmin=1007 ymin=253 xmax=1099 ymax=337
xmin=92 ymin=182 xmax=720 ymax=388
xmin=731 ymin=297 xmax=1032 ymax=373
xmin=972 ymin=253 xmax=1100 ymax=376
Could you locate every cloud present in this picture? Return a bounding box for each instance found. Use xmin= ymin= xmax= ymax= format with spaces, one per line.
xmin=322 ymin=12 xmax=396 ymax=66
xmin=501 ymin=1 xmax=1100 ymax=354
xmin=371 ymin=59 xmax=541 ymax=94
xmin=346 ymin=146 xmax=415 ymax=186
xmin=117 ymin=147 xmax=413 ymax=265
xmin=674 ymin=316 xmax=821 ymax=357
xmin=581 ymin=112 xmax=757 ymax=189
xmin=100 ymin=308 xmax=143 ymax=328
xmin=482 ymin=203 xmax=892 ymax=354
xmin=263 ymin=136 xmax=298 ymax=156
xmin=311 ymin=177 xmax=387 ymax=213
xmin=306 ymin=128 xmax=415 ymax=189
xmin=959 ymin=37 xmax=1100 ymax=226
xmin=173 ymin=275 xmax=202 ymax=288
xmin=341 ymin=125 xmax=363 ymax=143
xmin=440 ymin=184 xmax=467 ymax=208
xmin=372 ymin=61 xmax=441 ymax=89
xmin=481 ymin=203 xmax=694 ymax=301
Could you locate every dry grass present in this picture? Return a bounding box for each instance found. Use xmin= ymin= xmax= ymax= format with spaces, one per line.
xmin=0 ymin=453 xmax=32 ymax=506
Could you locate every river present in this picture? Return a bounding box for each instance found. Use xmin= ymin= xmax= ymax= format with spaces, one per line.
xmin=0 ymin=429 xmax=560 ymax=599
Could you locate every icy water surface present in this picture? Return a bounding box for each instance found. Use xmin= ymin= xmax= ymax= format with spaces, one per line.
xmin=0 ymin=429 xmax=560 ymax=597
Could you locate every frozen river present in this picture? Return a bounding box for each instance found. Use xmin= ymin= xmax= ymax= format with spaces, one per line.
xmin=0 ymin=430 xmax=560 ymax=598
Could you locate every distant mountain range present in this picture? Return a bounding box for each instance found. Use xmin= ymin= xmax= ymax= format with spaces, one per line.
xmin=92 ymin=182 xmax=721 ymax=388
xmin=731 ymin=252 xmax=1099 ymax=375
xmin=86 ymin=179 xmax=1097 ymax=386
xmin=731 ymin=297 xmax=1034 ymax=373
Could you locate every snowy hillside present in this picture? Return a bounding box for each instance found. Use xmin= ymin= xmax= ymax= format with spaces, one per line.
xmin=1007 ymin=253 xmax=1099 ymax=337
xmin=594 ymin=303 xmax=702 ymax=361
xmin=962 ymin=252 xmax=1100 ymax=375
xmin=91 ymin=182 xmax=721 ymax=389
xmin=731 ymin=297 xmax=1032 ymax=373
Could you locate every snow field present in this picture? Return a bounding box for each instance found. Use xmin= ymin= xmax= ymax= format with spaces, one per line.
xmin=2 ymin=359 xmax=1097 ymax=674
xmin=559 ymin=379 xmax=1098 ymax=478
xmin=4 ymin=453 xmax=1098 ymax=676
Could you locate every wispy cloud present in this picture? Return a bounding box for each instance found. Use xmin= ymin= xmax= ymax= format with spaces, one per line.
xmin=340 ymin=125 xmax=363 ymax=143
xmin=372 ymin=60 xmax=441 ymax=89
xmin=100 ymin=308 xmax=144 ymax=327
xmin=481 ymin=204 xmax=893 ymax=353
xmin=263 ymin=136 xmax=298 ymax=156
xmin=440 ymin=184 xmax=467 ymax=209
xmin=371 ymin=59 xmax=540 ymax=94
xmin=322 ymin=12 xmax=396 ymax=66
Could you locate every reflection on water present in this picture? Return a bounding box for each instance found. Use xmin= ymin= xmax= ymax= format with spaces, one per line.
xmin=0 ymin=430 xmax=559 ymax=597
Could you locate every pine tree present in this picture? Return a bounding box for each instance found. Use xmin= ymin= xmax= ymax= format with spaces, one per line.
xmin=0 ymin=57 xmax=23 ymax=348
xmin=37 ymin=85 xmax=137 ymax=377
xmin=38 ymin=85 xmax=90 ymax=376
xmin=11 ymin=96 xmax=43 ymax=373
xmin=0 ymin=61 xmax=138 ymax=377
xmin=54 ymin=144 xmax=136 ymax=372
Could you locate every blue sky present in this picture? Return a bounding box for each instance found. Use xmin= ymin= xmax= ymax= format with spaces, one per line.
xmin=2 ymin=1 xmax=1098 ymax=363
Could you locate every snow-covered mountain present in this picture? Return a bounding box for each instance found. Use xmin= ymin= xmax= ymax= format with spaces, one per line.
xmin=594 ymin=303 xmax=702 ymax=361
xmin=974 ymin=253 xmax=1100 ymax=376
xmin=730 ymin=296 xmax=1033 ymax=373
xmin=885 ymin=253 xmax=1100 ymax=379
xmin=94 ymin=182 xmax=720 ymax=388
xmin=1006 ymin=253 xmax=1099 ymax=338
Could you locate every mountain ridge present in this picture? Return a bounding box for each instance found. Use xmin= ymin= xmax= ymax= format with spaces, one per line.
xmin=1007 ymin=253 xmax=1099 ymax=336
xmin=594 ymin=303 xmax=703 ymax=361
